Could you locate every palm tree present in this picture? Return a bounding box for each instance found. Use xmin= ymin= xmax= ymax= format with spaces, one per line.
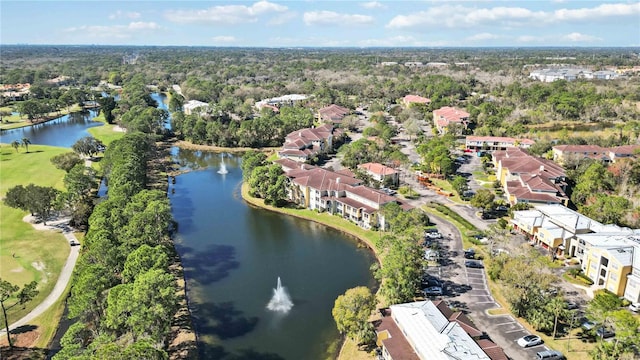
xmin=21 ymin=137 xmax=31 ymax=153
xmin=11 ymin=140 xmax=20 ymax=153
xmin=546 ymin=296 xmax=568 ymax=339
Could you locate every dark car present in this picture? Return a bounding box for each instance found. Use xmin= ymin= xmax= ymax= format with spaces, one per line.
xmin=423 ymin=286 xmax=444 ymax=297
xmin=566 ymin=301 xmax=579 ymax=310
xmin=465 ymin=260 xmax=484 ymax=268
xmin=596 ymin=327 xmax=615 ymax=339
xmin=464 ymin=248 xmax=476 ymax=259
xmin=422 ymin=277 xmax=443 ymax=288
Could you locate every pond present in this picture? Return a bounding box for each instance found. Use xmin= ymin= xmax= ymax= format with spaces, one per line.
xmin=0 ymin=110 xmax=101 ymax=148
xmin=169 ymin=148 xmax=377 ymax=360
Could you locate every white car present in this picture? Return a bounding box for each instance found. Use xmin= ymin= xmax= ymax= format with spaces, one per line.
xmin=517 ymin=334 xmax=543 ymax=347
xmin=630 ymin=303 xmax=640 ymax=312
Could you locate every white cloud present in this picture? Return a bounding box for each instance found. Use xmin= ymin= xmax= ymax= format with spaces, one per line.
xmin=563 ymin=32 xmax=602 ymax=42
xmin=303 ymin=11 xmax=374 ymax=26
xmin=387 ymin=2 xmax=640 ymax=29
xmin=466 ymin=32 xmax=499 ymax=41
xmin=165 ymin=1 xmax=288 ymax=25
xmin=361 ymin=1 xmax=386 ymax=9
xmin=108 ymin=10 xmax=141 ymax=20
xmin=63 ymin=22 xmax=162 ymax=39
xmin=212 ymin=35 xmax=237 ymax=43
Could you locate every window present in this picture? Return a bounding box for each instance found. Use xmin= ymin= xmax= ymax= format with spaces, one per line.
xmin=611 ymin=273 xmax=618 ymax=281
xmin=611 ymin=263 xmax=619 ymax=270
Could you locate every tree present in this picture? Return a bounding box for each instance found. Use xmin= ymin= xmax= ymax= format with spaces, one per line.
xmin=10 ymin=140 xmax=20 ymax=153
xmin=546 ymin=296 xmax=568 ymax=339
xmin=51 ymin=152 xmax=84 ymax=172
xmin=0 ymin=279 xmax=39 ymax=348
xmin=4 ymin=184 xmax=60 ymax=223
xmin=450 ymin=175 xmax=468 ymax=196
xmin=64 ymin=164 xmax=96 ymax=200
xmin=470 ymin=189 xmax=495 ymax=213
xmin=332 ymin=287 xmax=376 ymax=345
xmin=97 ymin=96 xmax=117 ymax=124
xmin=122 ymin=245 xmax=169 ymax=283
xmin=21 ymin=137 xmax=31 ymax=153
xmin=240 ymin=150 xmax=267 ymax=181
xmin=72 ymin=136 xmax=105 ymax=158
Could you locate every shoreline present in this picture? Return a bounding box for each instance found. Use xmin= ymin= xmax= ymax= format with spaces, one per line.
xmin=0 ymin=106 xmax=89 ymax=131
xmin=239 ymin=182 xmax=382 ymax=264
xmin=174 ymin=140 xmax=278 ymax=155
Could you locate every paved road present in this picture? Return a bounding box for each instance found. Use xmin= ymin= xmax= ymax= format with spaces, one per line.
xmin=0 ymin=222 xmax=80 ymax=336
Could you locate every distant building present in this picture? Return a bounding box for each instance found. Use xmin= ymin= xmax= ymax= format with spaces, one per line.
xmin=402 ymin=95 xmax=431 ymax=107
xmin=317 ymin=104 xmax=350 ymax=124
xmin=552 ymin=144 xmax=640 ymax=165
xmin=528 ymin=68 xmax=619 ymax=82
xmin=404 ymin=62 xmax=424 ymax=68
xmin=46 ymin=76 xmax=71 ymax=86
xmin=433 ymin=106 xmax=470 ymax=134
xmin=183 ymin=100 xmax=210 ymax=115
xmin=278 ymin=123 xmax=343 ymax=162
xmin=255 ymin=94 xmax=308 ymax=111
xmin=0 ymin=83 xmax=30 ymax=100
xmin=465 ymin=136 xmax=534 ymax=151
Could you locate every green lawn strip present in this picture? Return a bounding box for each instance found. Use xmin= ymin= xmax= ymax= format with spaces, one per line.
xmin=0 ymin=143 xmax=70 ymax=329
xmin=428 ymin=178 xmax=466 ymax=204
xmin=87 ymin=113 xmax=125 ymax=146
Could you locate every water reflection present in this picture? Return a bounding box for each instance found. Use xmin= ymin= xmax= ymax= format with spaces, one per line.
xmin=0 ymin=110 xmax=101 ymax=147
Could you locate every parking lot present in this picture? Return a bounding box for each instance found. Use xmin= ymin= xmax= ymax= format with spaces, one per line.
xmin=420 ymin=218 xmax=588 ymax=360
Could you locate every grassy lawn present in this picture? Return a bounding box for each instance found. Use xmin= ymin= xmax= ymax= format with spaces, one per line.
xmin=87 ymin=113 xmax=125 ymax=145
xmin=0 ymin=143 xmax=70 ymax=340
xmin=428 ymin=178 xmax=466 ymax=204
xmin=338 ymin=338 xmax=375 ymax=360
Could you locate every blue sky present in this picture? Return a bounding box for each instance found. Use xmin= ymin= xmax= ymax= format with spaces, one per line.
xmin=1 ymin=1 xmax=639 ymax=47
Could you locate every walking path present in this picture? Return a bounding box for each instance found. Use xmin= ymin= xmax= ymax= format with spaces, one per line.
xmin=0 ymin=216 xmax=80 ymax=336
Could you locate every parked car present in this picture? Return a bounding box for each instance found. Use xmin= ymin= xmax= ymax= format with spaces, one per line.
xmin=582 ymin=320 xmax=598 ymax=331
xmin=422 ymin=277 xmax=443 ymax=288
xmin=536 ymin=349 xmax=565 ymax=360
xmin=464 ymin=248 xmax=476 ymax=259
xmin=566 ymin=301 xmax=579 ymax=310
xmin=465 ymin=260 xmax=484 ymax=268
xmin=517 ymin=334 xmax=543 ymax=347
xmin=596 ymin=327 xmax=615 ymax=339
xmin=629 ymin=303 xmax=640 ymax=312
xmin=423 ymin=286 xmax=444 ymax=297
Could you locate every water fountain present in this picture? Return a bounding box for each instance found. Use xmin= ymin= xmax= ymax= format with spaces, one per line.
xmin=267 ymin=277 xmax=293 ymax=313
xmin=217 ymin=153 xmax=229 ymax=174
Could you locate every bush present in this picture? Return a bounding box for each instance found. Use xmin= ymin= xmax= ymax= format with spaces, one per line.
xmin=577 ymin=272 xmax=594 ymax=285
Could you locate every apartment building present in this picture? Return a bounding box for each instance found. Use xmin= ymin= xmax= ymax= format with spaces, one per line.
xmin=493 ymin=148 xmax=568 ymax=206
xmin=512 ymin=204 xmax=640 ymax=302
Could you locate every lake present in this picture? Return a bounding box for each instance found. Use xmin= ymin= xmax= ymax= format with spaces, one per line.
xmin=169 ymin=149 xmax=377 ymax=360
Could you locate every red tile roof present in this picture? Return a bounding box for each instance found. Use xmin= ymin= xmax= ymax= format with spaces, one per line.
xmin=403 ymin=94 xmax=431 ymax=105
xmin=357 ymin=162 xmax=399 ymax=176
xmin=318 ymin=104 xmax=350 ymax=122
xmin=434 ymin=106 xmax=470 ymax=123
xmin=476 ymin=339 xmax=509 ymax=360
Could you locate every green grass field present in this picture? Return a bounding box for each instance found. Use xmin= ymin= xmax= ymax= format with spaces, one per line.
xmin=0 ymin=143 xmax=70 ymax=326
xmin=87 ymin=113 xmax=125 ymax=145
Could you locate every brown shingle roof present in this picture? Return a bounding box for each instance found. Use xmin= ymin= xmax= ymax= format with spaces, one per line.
xmin=319 ymin=104 xmax=350 ymax=122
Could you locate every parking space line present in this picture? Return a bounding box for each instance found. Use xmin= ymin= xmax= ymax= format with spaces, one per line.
xmin=495 ymin=321 xmax=516 ymax=326
xmin=505 ymin=328 xmax=525 ymax=333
